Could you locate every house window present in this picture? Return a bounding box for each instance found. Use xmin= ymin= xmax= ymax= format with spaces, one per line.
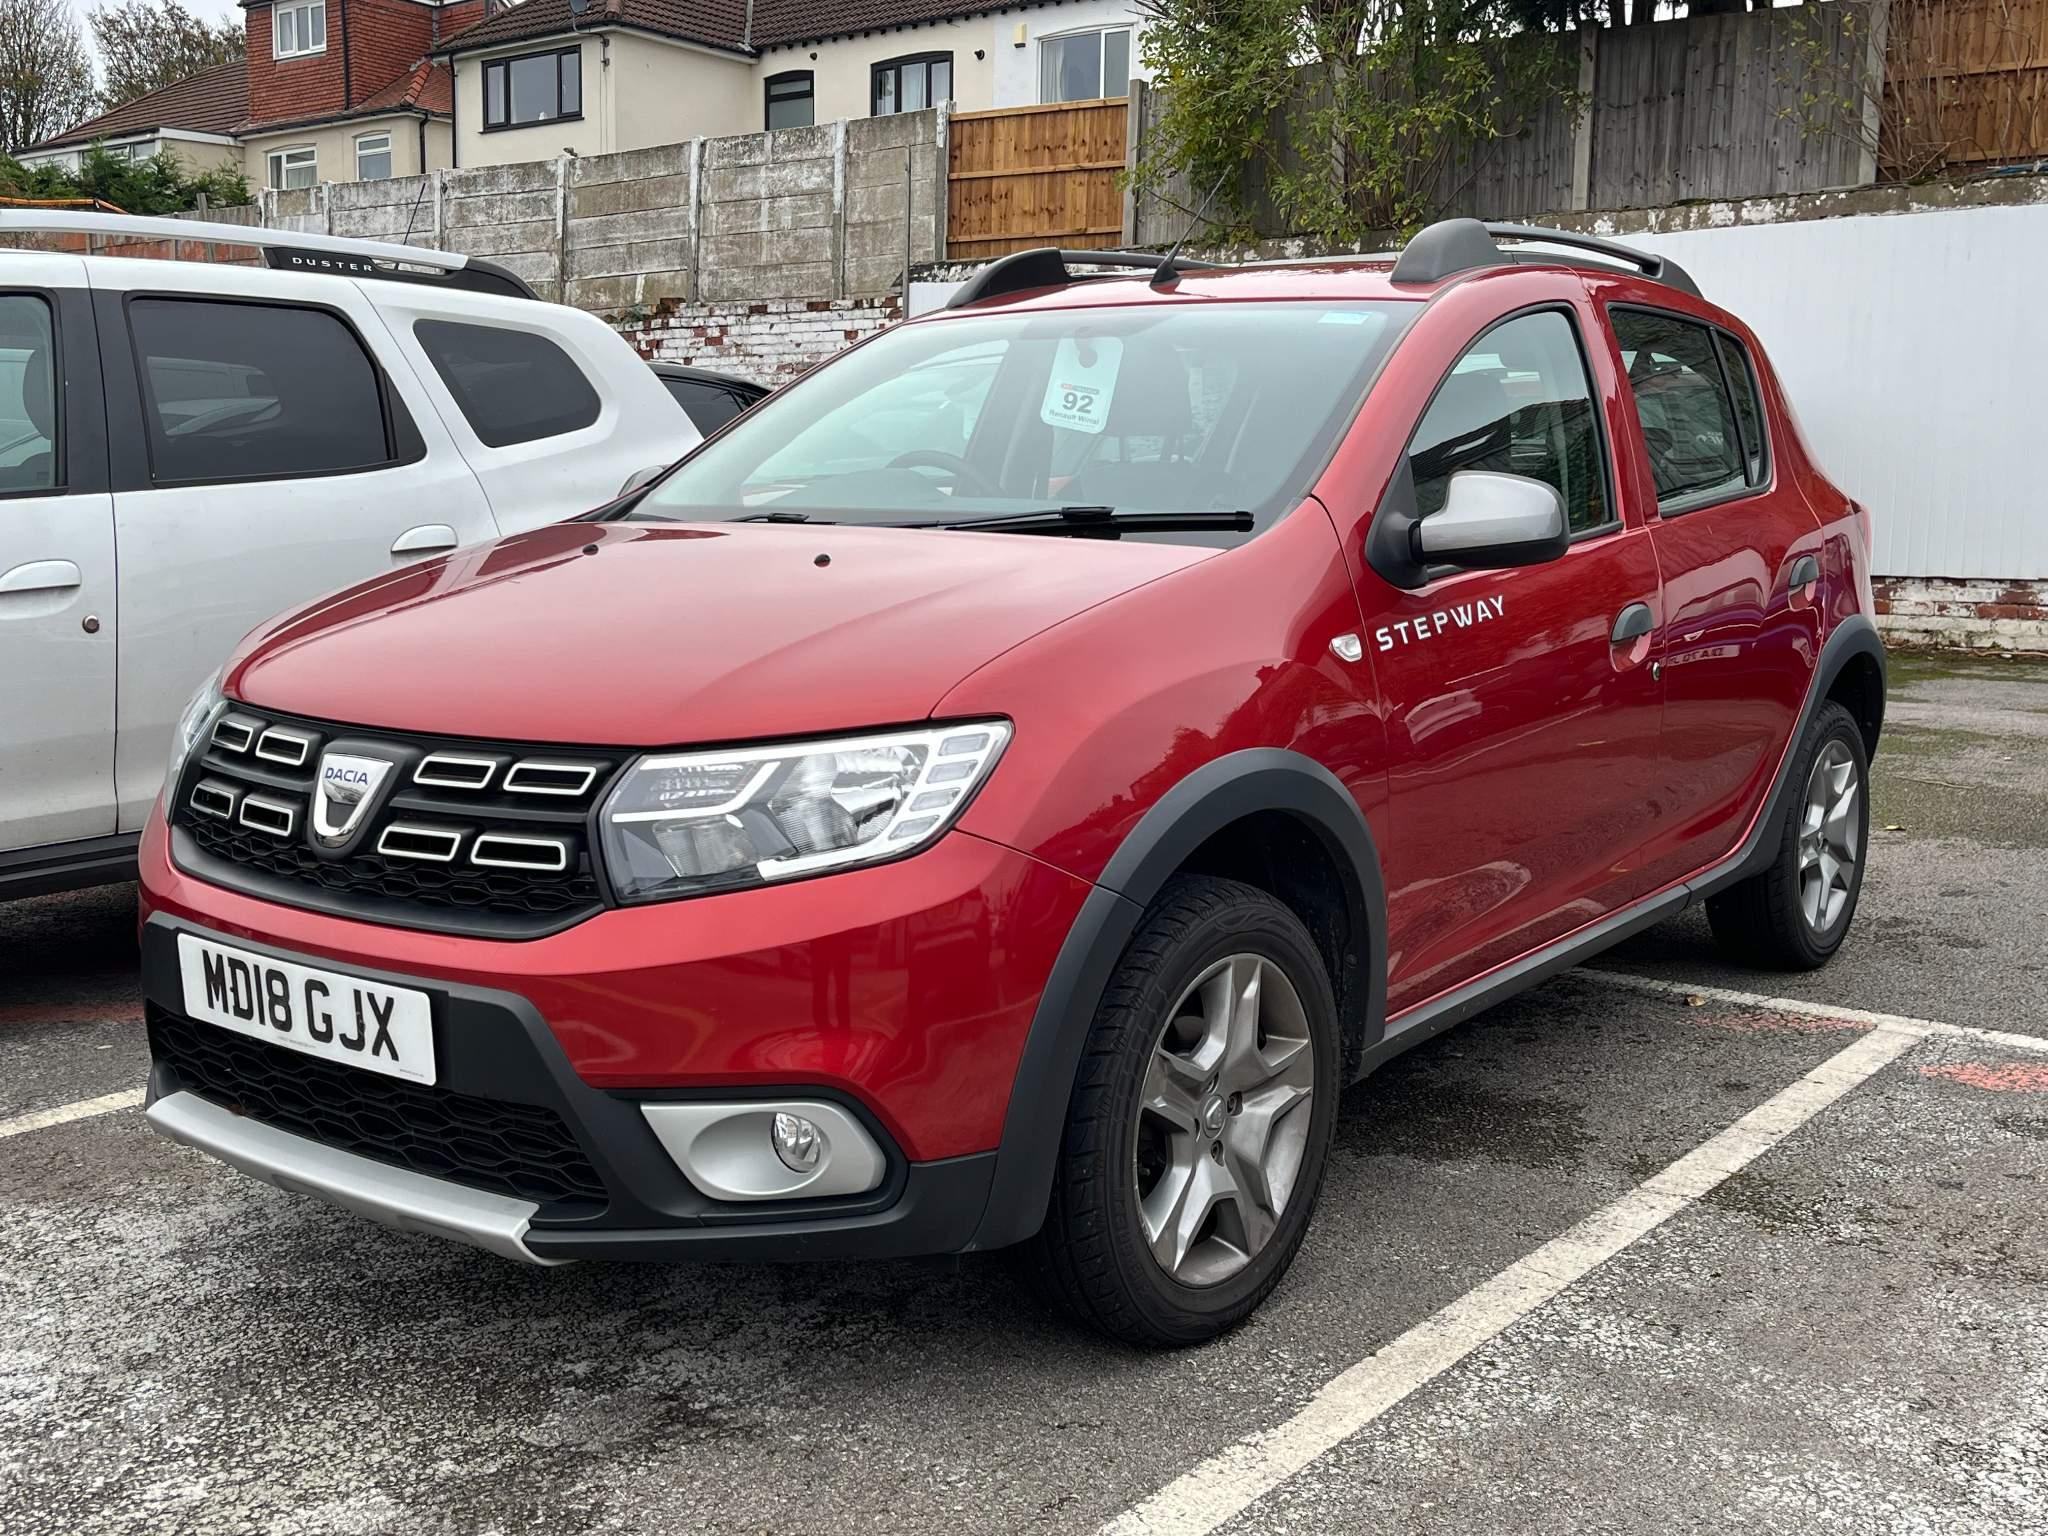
xmin=273 ymin=0 xmax=326 ymax=59
xmin=266 ymin=145 xmax=317 ymax=190
xmin=1041 ymin=27 xmax=1132 ymax=103
xmin=872 ymin=53 xmax=951 ymax=116
xmin=354 ymin=131 xmax=393 ymax=181
xmin=765 ymin=70 xmax=814 ymax=131
xmin=481 ymin=47 xmax=582 ymax=130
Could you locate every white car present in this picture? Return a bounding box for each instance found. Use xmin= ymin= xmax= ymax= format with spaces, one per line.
xmin=0 ymin=212 xmax=689 ymax=899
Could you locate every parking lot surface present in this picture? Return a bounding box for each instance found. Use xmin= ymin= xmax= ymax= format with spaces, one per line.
xmin=3 ymin=651 xmax=2044 ymax=1535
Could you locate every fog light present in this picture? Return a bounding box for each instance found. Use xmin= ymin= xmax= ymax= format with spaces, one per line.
xmin=771 ymin=1112 xmax=823 ymax=1172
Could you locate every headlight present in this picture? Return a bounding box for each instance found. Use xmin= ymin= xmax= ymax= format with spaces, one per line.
xmin=166 ymin=668 xmax=225 ymax=788
xmin=599 ymin=721 xmax=1010 ymax=903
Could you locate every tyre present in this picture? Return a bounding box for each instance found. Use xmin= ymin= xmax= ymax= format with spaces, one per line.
xmin=1706 ymin=699 xmax=1870 ymax=971
xmin=1025 ymin=874 xmax=1340 ymax=1347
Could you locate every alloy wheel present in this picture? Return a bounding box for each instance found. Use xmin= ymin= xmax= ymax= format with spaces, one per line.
xmin=1797 ymin=739 xmax=1861 ymax=933
xmin=1132 ymin=954 xmax=1316 ymax=1288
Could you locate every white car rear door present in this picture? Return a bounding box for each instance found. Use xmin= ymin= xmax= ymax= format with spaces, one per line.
xmin=91 ymin=260 xmax=501 ymax=832
xmin=0 ymin=255 xmax=117 ymax=855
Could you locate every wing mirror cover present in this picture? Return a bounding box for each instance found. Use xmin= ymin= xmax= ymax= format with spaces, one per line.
xmin=1412 ymin=471 xmax=1570 ymax=570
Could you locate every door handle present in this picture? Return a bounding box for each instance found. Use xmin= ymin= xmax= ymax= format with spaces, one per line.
xmin=0 ymin=559 xmax=81 ymax=597
xmin=390 ymin=524 xmax=460 ymax=558
xmin=1610 ymin=602 xmax=1654 ymax=645
xmin=1788 ymin=554 xmax=1820 ymax=590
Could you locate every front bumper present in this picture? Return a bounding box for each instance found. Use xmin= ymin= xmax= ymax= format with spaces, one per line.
xmin=137 ymin=812 xmax=1093 ymax=1262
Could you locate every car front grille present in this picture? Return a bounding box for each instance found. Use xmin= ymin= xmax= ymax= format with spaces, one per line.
xmin=169 ymin=706 xmax=619 ymax=937
xmin=149 ymin=1006 xmax=608 ymax=1209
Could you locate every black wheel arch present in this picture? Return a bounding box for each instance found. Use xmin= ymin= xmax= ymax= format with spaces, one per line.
xmin=965 ymin=749 xmax=1388 ymax=1251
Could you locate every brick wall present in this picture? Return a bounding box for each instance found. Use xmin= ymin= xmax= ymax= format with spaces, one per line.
xmin=346 ymin=0 xmax=438 ymax=108
xmin=244 ymin=0 xmax=443 ymax=130
xmin=610 ymin=296 xmax=902 ymax=385
xmin=1873 ymin=577 xmax=2048 ymax=651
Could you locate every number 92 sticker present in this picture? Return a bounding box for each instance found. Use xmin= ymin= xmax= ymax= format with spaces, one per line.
xmin=1039 ymin=337 xmax=1124 ymax=435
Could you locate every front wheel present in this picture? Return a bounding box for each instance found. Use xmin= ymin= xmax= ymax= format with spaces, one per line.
xmin=1025 ymin=875 xmax=1340 ymax=1347
xmin=1706 ymin=699 xmax=1871 ymax=970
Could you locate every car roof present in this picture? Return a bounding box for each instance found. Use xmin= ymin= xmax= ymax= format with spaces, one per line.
xmin=647 ymin=362 xmax=769 ymax=393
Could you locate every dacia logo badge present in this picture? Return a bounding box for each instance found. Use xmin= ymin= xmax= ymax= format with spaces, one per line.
xmin=312 ymin=751 xmax=395 ymax=848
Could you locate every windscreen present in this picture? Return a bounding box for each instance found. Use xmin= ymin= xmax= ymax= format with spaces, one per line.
xmin=635 ymin=299 xmax=1413 ymax=543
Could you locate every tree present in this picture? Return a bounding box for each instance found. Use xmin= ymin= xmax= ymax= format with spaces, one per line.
xmin=0 ymin=141 xmax=251 ymax=212
xmin=90 ymin=0 xmax=244 ymax=112
xmin=0 ymin=0 xmax=96 ymax=152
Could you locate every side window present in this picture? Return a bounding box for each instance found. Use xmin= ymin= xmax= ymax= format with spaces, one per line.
xmin=1408 ymin=309 xmax=1611 ymax=535
xmin=1714 ymin=331 xmax=1768 ymax=486
xmin=1610 ymin=309 xmax=1758 ymax=509
xmin=414 ymin=320 xmax=601 ymax=448
xmin=662 ymin=376 xmax=750 ymax=435
xmin=0 ymin=294 xmax=58 ymax=494
xmin=128 ymin=299 xmax=394 ymax=484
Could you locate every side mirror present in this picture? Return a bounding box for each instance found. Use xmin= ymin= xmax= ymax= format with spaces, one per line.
xmin=1413 ymin=471 xmax=1569 ymax=570
xmin=617 ymin=463 xmax=667 ymax=500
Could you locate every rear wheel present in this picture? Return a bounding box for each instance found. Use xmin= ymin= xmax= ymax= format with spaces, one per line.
xmin=1026 ymin=875 xmax=1340 ymax=1347
xmin=1706 ymin=700 xmax=1869 ymax=970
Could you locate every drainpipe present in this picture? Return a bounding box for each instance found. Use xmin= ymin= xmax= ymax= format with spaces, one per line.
xmin=339 ymin=0 xmax=352 ymax=108
xmin=449 ymin=63 xmax=460 ymax=167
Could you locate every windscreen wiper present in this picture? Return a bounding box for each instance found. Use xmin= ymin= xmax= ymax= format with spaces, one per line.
xmin=882 ymin=506 xmax=1255 ymax=536
xmin=731 ymin=511 xmax=836 ymax=523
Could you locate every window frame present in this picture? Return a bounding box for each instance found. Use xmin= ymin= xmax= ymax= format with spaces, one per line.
xmin=265 ymin=144 xmax=317 ymax=191
xmin=353 ymin=130 xmax=393 ymax=181
xmin=0 ymin=287 xmax=65 ymax=500
xmin=272 ymin=0 xmax=327 ymax=59
xmin=480 ymin=46 xmax=584 ymax=133
xmin=764 ymin=69 xmax=815 ymax=131
xmin=871 ymin=52 xmax=953 ymax=117
xmin=121 ymin=293 xmax=416 ymax=490
xmin=1606 ymin=302 xmax=1775 ymax=519
xmin=1038 ymin=25 xmax=1134 ymax=104
xmin=1396 ymin=301 xmax=1623 ymax=561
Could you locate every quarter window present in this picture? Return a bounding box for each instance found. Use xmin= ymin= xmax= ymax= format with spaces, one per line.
xmin=482 ymin=47 xmax=582 ymax=130
xmin=872 ymin=53 xmax=951 ymax=115
xmin=128 ymin=299 xmax=397 ymax=484
xmin=414 ymin=320 xmax=600 ymax=448
xmin=1040 ymin=27 xmax=1133 ymax=103
xmin=1409 ymin=310 xmax=1612 ymax=535
xmin=765 ymin=70 xmax=814 ymax=130
xmin=1611 ymin=309 xmax=1764 ymax=509
xmin=354 ymin=131 xmax=392 ymax=181
xmin=266 ymin=145 xmax=316 ymax=190
xmin=273 ymin=0 xmax=325 ymax=58
xmin=0 ymin=294 xmax=58 ymax=494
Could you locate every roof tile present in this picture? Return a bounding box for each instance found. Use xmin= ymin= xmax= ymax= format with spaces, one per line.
xmin=32 ymin=58 xmax=249 ymax=150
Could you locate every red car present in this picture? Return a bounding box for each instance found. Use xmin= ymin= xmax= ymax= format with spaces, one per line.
xmin=139 ymin=221 xmax=1885 ymax=1346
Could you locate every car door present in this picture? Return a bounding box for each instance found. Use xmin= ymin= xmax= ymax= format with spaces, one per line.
xmin=1366 ymin=303 xmax=1666 ymax=1017
xmin=1599 ymin=300 xmax=1823 ymax=886
xmin=93 ymin=264 xmax=501 ymax=832
xmin=0 ymin=262 xmax=118 ymax=854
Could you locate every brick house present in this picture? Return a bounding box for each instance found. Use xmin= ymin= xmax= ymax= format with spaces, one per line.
xmin=14 ymin=59 xmax=247 ymax=176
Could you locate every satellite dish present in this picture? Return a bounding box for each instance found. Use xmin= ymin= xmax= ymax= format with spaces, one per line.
xmin=568 ymin=0 xmax=592 ymax=13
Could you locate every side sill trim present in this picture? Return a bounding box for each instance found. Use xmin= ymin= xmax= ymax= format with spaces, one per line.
xmin=0 ymin=831 xmax=141 ymax=899
xmin=146 ymin=1090 xmax=563 ymax=1267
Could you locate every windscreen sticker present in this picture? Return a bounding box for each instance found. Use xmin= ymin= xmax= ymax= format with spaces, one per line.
xmin=1039 ymin=337 xmax=1123 ymax=435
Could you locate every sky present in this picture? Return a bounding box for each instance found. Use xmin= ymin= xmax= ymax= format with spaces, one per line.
xmin=70 ymin=0 xmax=247 ymax=59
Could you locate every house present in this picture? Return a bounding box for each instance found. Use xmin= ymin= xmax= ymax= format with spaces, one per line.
xmin=13 ymin=59 xmax=247 ymax=175
xmin=436 ymin=0 xmax=1150 ymax=168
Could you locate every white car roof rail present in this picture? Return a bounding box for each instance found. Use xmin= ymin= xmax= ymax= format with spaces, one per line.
xmin=0 ymin=209 xmax=539 ymax=301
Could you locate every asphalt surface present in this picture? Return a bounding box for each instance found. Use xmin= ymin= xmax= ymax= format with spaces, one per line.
xmin=3 ymin=650 xmax=2044 ymax=1535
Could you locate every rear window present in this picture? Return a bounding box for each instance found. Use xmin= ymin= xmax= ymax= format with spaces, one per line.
xmin=129 ymin=298 xmax=396 ymax=484
xmin=1611 ymin=309 xmax=1768 ymax=510
xmin=661 ymin=374 xmax=757 ymax=435
xmin=415 ymin=320 xmax=600 ymax=448
xmin=637 ymin=300 xmax=1415 ymax=545
xmin=0 ymin=294 xmax=58 ymax=494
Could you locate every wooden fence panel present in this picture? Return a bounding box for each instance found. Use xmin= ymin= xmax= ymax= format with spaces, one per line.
xmin=1884 ymin=0 xmax=2048 ymax=170
xmin=947 ymin=99 xmax=1129 ymax=260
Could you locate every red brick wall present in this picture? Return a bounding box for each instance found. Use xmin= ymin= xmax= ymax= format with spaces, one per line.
xmin=246 ymin=4 xmax=345 ymax=127
xmin=435 ymin=0 xmax=486 ymax=43
xmin=244 ymin=0 xmax=444 ymax=130
xmin=346 ymin=0 xmax=437 ymax=106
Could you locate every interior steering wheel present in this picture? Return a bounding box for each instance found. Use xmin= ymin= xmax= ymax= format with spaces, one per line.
xmin=887 ymin=449 xmax=999 ymax=498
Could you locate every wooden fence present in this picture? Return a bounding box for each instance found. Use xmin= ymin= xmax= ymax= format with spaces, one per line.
xmin=947 ymin=99 xmax=1128 ymax=260
xmin=1883 ymin=0 xmax=2048 ymax=172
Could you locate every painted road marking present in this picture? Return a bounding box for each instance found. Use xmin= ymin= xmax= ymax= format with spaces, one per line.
xmin=1101 ymin=1023 xmax=1926 ymax=1536
xmin=0 ymin=1090 xmax=145 ymax=1140
xmin=1580 ymin=969 xmax=2048 ymax=1055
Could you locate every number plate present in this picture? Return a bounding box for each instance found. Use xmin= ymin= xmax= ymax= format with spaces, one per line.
xmin=175 ymin=934 xmax=436 ymax=1086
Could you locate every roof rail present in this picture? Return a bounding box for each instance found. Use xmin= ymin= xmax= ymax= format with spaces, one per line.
xmin=1390 ymin=217 xmax=1701 ymax=299
xmin=0 ymin=209 xmax=539 ymax=300
xmin=944 ymin=247 xmax=1223 ymax=311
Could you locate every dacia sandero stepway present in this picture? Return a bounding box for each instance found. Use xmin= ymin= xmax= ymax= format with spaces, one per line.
xmin=138 ymin=220 xmax=1885 ymax=1345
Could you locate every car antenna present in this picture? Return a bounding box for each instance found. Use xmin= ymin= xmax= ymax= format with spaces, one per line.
xmin=1150 ymin=167 xmax=1231 ymax=289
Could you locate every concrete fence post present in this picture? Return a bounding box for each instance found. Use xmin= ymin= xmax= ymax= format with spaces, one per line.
xmin=554 ymin=154 xmax=571 ymax=300
xmin=831 ymin=118 xmax=848 ymax=300
xmin=1122 ymin=80 xmax=1146 ymax=245
xmin=686 ymin=137 xmax=704 ymax=303
xmin=1857 ymin=0 xmax=1888 ymax=187
xmin=934 ymin=101 xmax=951 ymax=263
xmin=1570 ymin=24 xmax=1597 ymax=211
xmin=431 ymin=169 xmax=445 ymax=245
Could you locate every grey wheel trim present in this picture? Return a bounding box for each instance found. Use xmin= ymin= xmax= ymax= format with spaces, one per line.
xmin=1798 ymin=739 xmax=1860 ymax=933
xmin=1132 ymin=953 xmax=1316 ymax=1288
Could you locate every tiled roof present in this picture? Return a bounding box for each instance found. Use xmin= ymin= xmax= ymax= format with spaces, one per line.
xmin=437 ymin=0 xmax=1046 ymax=56
xmin=32 ymin=58 xmax=249 ymax=150
xmin=355 ymin=59 xmax=455 ymax=116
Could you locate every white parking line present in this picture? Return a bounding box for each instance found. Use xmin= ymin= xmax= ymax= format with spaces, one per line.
xmin=0 ymin=1090 xmax=145 ymax=1140
xmin=1101 ymin=1022 xmax=1926 ymax=1536
xmin=1580 ymin=969 xmax=2048 ymax=1055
